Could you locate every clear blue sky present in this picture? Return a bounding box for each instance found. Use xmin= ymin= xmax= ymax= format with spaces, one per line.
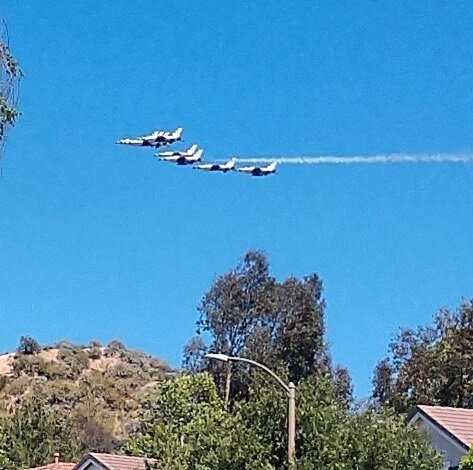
xmin=1 ymin=1 xmax=473 ymax=396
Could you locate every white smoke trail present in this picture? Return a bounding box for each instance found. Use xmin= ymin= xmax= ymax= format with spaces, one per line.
xmin=235 ymin=153 xmax=473 ymax=165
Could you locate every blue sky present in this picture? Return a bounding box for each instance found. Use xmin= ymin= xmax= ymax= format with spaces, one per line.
xmin=1 ymin=1 xmax=473 ymax=396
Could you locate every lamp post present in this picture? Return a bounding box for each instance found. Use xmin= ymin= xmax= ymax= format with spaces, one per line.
xmin=204 ymin=353 xmax=296 ymax=464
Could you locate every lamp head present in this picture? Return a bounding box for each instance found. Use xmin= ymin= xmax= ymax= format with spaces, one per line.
xmin=204 ymin=353 xmax=230 ymax=362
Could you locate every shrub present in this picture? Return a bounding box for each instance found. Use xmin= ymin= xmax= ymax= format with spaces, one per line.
xmin=57 ymin=348 xmax=90 ymax=379
xmin=12 ymin=355 xmax=54 ymax=378
xmin=17 ymin=336 xmax=40 ymax=355
xmin=88 ymin=347 xmax=102 ymax=360
xmin=0 ymin=375 xmax=8 ymax=392
xmin=108 ymin=340 xmax=125 ymax=352
xmin=461 ymin=449 xmax=473 ymax=470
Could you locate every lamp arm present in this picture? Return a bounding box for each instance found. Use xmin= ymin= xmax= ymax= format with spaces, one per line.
xmin=228 ymin=356 xmax=290 ymax=394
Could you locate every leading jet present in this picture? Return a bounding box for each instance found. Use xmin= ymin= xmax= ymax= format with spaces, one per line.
xmin=237 ymin=161 xmax=278 ymax=177
xmin=194 ymin=158 xmax=236 ymax=173
xmin=117 ymin=127 xmax=183 ymax=148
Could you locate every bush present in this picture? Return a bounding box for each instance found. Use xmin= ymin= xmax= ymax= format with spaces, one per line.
xmin=77 ymin=416 xmax=117 ymax=453
xmin=0 ymin=375 xmax=8 ymax=392
xmin=12 ymin=355 xmax=55 ymax=378
xmin=88 ymin=347 xmax=102 ymax=360
xmin=461 ymin=449 xmax=473 ymax=469
xmin=108 ymin=340 xmax=125 ymax=352
xmin=17 ymin=336 xmax=40 ymax=355
xmin=57 ymin=348 xmax=90 ymax=379
xmin=55 ymin=341 xmax=76 ymax=349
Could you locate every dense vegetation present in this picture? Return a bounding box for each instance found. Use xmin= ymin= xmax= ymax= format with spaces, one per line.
xmin=3 ymin=251 xmax=469 ymax=468
xmin=373 ymin=301 xmax=473 ymax=412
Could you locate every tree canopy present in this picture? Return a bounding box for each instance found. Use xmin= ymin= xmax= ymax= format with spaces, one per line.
xmin=373 ymin=300 xmax=473 ymax=413
xmin=185 ymin=250 xmax=350 ymax=406
xmin=127 ymin=372 xmax=441 ymax=469
xmin=0 ymin=397 xmax=82 ymax=469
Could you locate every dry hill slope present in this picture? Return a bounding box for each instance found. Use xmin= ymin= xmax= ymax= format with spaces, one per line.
xmin=0 ymin=339 xmax=173 ymax=442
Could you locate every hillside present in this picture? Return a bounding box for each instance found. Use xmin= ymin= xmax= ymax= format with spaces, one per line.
xmin=0 ymin=338 xmax=172 ymax=443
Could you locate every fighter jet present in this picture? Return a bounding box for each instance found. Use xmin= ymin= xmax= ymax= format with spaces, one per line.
xmin=117 ymin=127 xmax=183 ymax=148
xmin=237 ymin=161 xmax=278 ymax=176
xmin=194 ymin=158 xmax=236 ymax=173
xmin=159 ymin=148 xmax=204 ymax=165
xmin=158 ymin=144 xmax=198 ymax=159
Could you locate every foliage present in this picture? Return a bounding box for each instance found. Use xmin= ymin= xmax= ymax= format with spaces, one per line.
xmin=461 ymin=448 xmax=473 ymax=470
xmin=12 ymin=354 xmax=58 ymax=379
xmin=88 ymin=340 xmax=103 ymax=359
xmin=0 ymin=397 xmax=82 ymax=468
xmin=0 ymin=340 xmax=170 ymax=450
xmin=17 ymin=335 xmax=40 ymax=355
xmin=77 ymin=416 xmax=117 ymax=453
xmin=0 ymin=252 xmax=451 ymax=468
xmin=0 ymin=23 xmax=22 ymax=143
xmin=373 ymin=300 xmax=473 ymax=412
xmin=57 ymin=347 xmax=90 ymax=379
xmin=182 ymin=336 xmax=207 ymax=373
xmin=128 ymin=372 xmax=441 ymax=469
xmin=126 ymin=373 xmax=272 ymax=469
xmin=108 ymin=339 xmax=126 ymax=352
xmin=187 ymin=250 xmax=347 ymax=405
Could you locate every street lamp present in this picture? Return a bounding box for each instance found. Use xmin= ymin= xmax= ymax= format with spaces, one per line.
xmin=204 ymin=353 xmax=296 ymax=464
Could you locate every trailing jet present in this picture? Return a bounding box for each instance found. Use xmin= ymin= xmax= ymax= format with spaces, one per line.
xmin=158 ymin=144 xmax=198 ymax=159
xmin=237 ymin=161 xmax=278 ymax=177
xmin=195 ymin=158 xmax=236 ymax=173
xmin=160 ymin=148 xmax=203 ymax=165
xmin=117 ymin=127 xmax=183 ymax=147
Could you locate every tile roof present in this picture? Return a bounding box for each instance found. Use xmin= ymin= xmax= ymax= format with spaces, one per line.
xmin=417 ymin=405 xmax=473 ymax=448
xmin=84 ymin=453 xmax=154 ymax=470
xmin=27 ymin=463 xmax=75 ymax=470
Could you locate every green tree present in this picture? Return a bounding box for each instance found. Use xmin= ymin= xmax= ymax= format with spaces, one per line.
xmin=126 ymin=373 xmax=272 ymax=469
xmin=0 ymin=397 xmax=82 ymax=468
xmin=17 ymin=335 xmax=40 ymax=355
xmin=239 ymin=373 xmax=441 ymax=469
xmin=186 ymin=251 xmax=344 ymax=406
xmin=129 ymin=372 xmax=441 ymax=469
xmin=373 ymin=300 xmax=473 ymax=412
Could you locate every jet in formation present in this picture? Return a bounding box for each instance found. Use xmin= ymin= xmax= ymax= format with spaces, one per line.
xmin=158 ymin=144 xmax=203 ymax=165
xmin=117 ymin=127 xmax=183 ymax=148
xmin=237 ymin=161 xmax=278 ymax=176
xmin=195 ymin=158 xmax=237 ymax=173
xmin=117 ymin=126 xmax=278 ymax=177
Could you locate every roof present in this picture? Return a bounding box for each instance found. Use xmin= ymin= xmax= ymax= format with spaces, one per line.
xmin=76 ymin=453 xmax=154 ymax=470
xmin=413 ymin=405 xmax=473 ymax=449
xmin=27 ymin=464 xmax=75 ymax=470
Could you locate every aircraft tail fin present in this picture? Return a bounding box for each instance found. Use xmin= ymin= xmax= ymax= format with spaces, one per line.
xmin=188 ymin=144 xmax=198 ymax=154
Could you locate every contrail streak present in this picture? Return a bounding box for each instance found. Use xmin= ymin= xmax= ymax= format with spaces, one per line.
xmin=235 ymin=153 xmax=473 ymax=165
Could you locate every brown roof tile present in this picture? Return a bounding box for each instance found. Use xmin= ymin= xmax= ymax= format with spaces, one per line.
xmin=418 ymin=405 xmax=473 ymax=448
xmin=85 ymin=453 xmax=154 ymax=470
xmin=27 ymin=464 xmax=75 ymax=470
